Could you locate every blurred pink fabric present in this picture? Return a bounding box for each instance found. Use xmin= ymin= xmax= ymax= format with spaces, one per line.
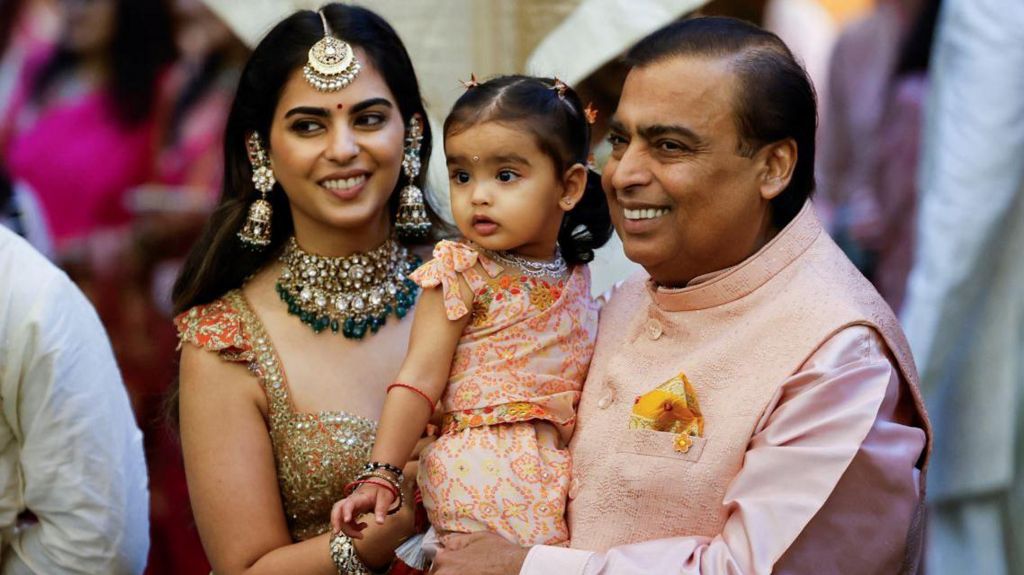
xmin=522 ymin=203 xmax=930 ymax=574
xmin=2 ymin=48 xmax=156 ymax=252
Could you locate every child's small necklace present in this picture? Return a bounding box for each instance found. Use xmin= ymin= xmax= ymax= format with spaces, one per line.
xmin=480 ymin=245 xmax=569 ymax=279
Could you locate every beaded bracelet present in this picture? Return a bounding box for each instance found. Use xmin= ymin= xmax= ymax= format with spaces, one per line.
xmin=361 ymin=470 xmax=401 ymax=487
xmin=386 ymin=382 xmax=436 ymax=416
xmin=360 ymin=461 xmax=405 ymax=483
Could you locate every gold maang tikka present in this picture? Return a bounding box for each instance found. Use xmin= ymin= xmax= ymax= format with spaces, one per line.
xmin=304 ymin=10 xmax=361 ymax=92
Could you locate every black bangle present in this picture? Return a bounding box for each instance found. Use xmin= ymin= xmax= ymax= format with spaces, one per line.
xmin=361 ymin=461 xmax=404 ymax=482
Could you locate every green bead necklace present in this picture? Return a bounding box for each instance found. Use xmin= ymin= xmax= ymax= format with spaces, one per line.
xmin=276 ymin=237 xmax=421 ymax=339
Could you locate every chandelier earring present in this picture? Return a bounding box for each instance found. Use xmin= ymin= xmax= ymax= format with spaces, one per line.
xmin=395 ymin=115 xmax=431 ymax=240
xmin=238 ymin=132 xmax=276 ymax=249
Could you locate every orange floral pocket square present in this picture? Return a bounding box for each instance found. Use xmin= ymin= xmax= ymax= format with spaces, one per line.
xmin=629 ymin=372 xmax=704 ymax=453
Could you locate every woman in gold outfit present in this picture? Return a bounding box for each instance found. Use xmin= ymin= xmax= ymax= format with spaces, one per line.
xmin=172 ymin=5 xmax=444 ymax=573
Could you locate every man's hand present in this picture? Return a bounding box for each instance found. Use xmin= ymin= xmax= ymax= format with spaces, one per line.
xmin=431 ymin=532 xmax=530 ymax=575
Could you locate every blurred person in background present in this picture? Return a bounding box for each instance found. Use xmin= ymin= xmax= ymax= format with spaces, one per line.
xmin=137 ymin=3 xmax=247 ymax=573
xmin=173 ymin=4 xmax=446 ymax=573
xmin=0 ymin=0 xmax=57 ymax=116
xmin=0 ymin=10 xmax=176 ymax=569
xmin=817 ymin=0 xmax=941 ymax=312
xmin=899 ymin=0 xmax=1024 ymax=572
xmin=0 ymin=0 xmax=175 ymax=276
xmin=0 ymin=224 xmax=149 ymax=574
xmin=0 ymin=0 xmax=27 ymax=113
xmin=0 ymin=0 xmax=176 ymax=428
xmin=150 ymin=0 xmax=248 ymax=210
xmin=0 ymin=0 xmax=56 ymax=256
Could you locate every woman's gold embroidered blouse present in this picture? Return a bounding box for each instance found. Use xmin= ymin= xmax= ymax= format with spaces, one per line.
xmin=176 ymin=290 xmax=376 ymax=541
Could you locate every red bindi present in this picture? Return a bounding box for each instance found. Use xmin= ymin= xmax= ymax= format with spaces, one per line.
xmin=336 ymin=103 xmax=344 ymax=109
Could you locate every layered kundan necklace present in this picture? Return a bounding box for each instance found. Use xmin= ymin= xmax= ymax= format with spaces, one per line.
xmin=276 ymin=237 xmax=421 ymax=339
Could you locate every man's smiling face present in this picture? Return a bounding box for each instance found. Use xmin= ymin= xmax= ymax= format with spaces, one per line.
xmin=603 ymin=55 xmax=779 ymax=287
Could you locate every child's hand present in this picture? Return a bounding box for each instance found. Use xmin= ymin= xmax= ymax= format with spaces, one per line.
xmin=330 ymin=482 xmax=397 ymax=538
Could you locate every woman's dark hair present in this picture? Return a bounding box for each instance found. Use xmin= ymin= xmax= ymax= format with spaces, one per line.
xmin=624 ymin=17 xmax=818 ymax=229
xmin=31 ymin=0 xmax=176 ymax=126
xmin=172 ymin=3 xmax=443 ymax=315
xmin=443 ymin=75 xmax=613 ymax=266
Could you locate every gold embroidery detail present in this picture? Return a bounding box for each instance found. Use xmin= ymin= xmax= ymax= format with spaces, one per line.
xmin=179 ymin=292 xmax=378 ymax=541
xmin=441 ymin=401 xmax=560 ymax=434
xmin=471 ymin=275 xmax=566 ymax=327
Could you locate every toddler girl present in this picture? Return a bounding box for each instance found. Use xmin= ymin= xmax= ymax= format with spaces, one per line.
xmin=331 ymin=75 xmax=611 ymax=547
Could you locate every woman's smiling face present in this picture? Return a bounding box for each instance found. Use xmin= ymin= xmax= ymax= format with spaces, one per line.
xmin=267 ymin=51 xmax=406 ymax=253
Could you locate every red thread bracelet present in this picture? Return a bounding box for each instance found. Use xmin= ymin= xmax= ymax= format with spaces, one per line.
xmin=344 ymin=479 xmax=398 ymax=499
xmin=387 ymin=382 xmax=435 ymax=416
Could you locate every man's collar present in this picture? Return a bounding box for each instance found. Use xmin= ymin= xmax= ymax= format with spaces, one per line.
xmin=646 ymin=201 xmax=821 ymax=311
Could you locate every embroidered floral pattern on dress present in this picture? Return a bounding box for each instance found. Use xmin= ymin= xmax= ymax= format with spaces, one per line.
xmin=441 ymin=401 xmax=573 ymax=435
xmin=175 ymin=292 xmax=377 ymax=541
xmin=471 ymin=275 xmax=566 ymax=327
xmin=407 ymin=239 xmax=598 ymax=546
xmin=175 ymin=298 xmax=253 ymax=363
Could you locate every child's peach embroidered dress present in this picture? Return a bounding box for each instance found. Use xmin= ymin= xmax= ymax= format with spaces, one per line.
xmin=410 ymin=240 xmax=597 ymax=546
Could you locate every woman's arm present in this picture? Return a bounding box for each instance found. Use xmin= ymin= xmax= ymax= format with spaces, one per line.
xmin=179 ymin=343 xmax=416 ymax=575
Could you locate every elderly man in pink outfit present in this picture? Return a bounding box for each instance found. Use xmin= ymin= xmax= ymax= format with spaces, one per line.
xmin=432 ymin=17 xmax=931 ymax=575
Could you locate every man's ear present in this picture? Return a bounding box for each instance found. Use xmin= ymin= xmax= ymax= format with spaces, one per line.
xmin=559 ymin=163 xmax=588 ymax=211
xmin=758 ymin=138 xmax=797 ymax=201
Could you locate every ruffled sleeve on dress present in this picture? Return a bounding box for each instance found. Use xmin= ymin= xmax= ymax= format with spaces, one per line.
xmin=408 ymin=240 xmax=501 ymax=321
xmin=173 ymin=296 xmax=254 ymax=363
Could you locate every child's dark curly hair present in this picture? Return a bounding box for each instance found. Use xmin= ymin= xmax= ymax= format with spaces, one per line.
xmin=444 ymin=75 xmax=613 ymax=266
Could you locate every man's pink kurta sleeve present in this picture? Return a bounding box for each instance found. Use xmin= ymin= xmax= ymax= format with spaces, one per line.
xmin=520 ymin=326 xmax=927 ymax=575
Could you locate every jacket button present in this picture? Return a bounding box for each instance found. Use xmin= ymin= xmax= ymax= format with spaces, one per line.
xmin=646 ymin=318 xmax=663 ymax=340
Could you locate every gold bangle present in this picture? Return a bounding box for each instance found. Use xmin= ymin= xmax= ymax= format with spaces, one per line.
xmin=329 ymin=531 xmax=371 ymax=575
xmin=329 ymin=531 xmax=393 ymax=575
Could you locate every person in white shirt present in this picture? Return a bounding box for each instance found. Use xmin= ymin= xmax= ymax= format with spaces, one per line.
xmin=0 ymin=225 xmax=149 ymax=574
xmin=900 ymin=0 xmax=1024 ymax=572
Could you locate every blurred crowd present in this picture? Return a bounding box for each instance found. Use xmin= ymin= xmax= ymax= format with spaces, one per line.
xmin=0 ymin=0 xmax=1013 ymax=573
xmin=1 ymin=0 xmax=247 ymax=573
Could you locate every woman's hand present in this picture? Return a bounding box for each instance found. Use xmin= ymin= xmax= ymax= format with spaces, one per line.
xmin=330 ymin=482 xmax=397 ymax=538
